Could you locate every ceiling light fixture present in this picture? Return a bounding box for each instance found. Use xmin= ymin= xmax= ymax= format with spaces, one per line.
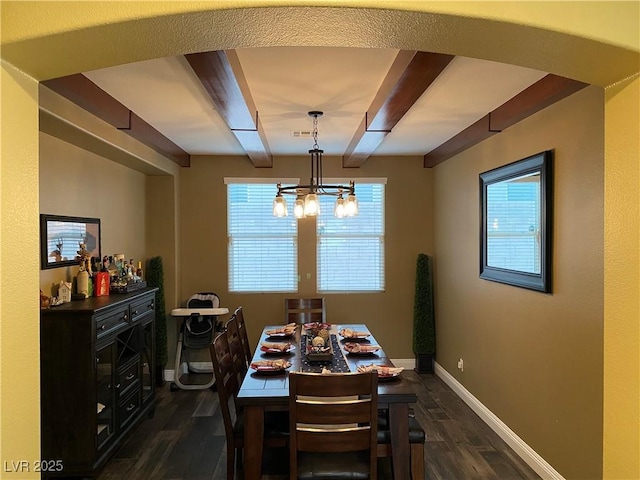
xmin=274 ymin=111 xmax=358 ymax=219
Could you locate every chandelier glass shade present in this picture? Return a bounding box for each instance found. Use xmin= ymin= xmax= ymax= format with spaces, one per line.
xmin=273 ymin=111 xmax=358 ymax=219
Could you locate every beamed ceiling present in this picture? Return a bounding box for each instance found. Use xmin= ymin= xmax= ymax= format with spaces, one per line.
xmin=42 ymin=47 xmax=588 ymax=169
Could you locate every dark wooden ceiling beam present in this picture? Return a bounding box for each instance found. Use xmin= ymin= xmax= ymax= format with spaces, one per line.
xmin=343 ymin=51 xmax=455 ymax=168
xmin=43 ymin=75 xmax=130 ymax=128
xmin=424 ymin=74 xmax=588 ymax=168
xmin=185 ymin=50 xmax=272 ymax=168
xmin=42 ymin=74 xmax=190 ymax=167
xmin=423 ymin=115 xmax=499 ymax=168
xmin=123 ymin=111 xmax=191 ymax=166
xmin=489 ymin=74 xmax=589 ymax=132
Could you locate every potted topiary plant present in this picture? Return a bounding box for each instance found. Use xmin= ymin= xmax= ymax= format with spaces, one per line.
xmin=147 ymin=256 xmax=168 ymax=386
xmin=413 ymin=253 xmax=436 ymax=373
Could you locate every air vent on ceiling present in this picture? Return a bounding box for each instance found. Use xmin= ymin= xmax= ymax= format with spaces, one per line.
xmin=291 ymin=130 xmax=312 ymax=138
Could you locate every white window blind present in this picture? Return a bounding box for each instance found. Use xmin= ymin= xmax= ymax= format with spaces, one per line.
xmin=227 ymin=182 xmax=298 ymax=292
xmin=317 ymin=182 xmax=385 ymax=292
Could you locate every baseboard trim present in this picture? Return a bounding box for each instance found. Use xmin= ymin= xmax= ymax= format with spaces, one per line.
xmin=390 ymin=358 xmax=415 ymax=370
xmin=434 ymin=362 xmax=564 ymax=480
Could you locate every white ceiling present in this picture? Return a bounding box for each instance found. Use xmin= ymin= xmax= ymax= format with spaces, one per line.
xmin=83 ymin=47 xmax=548 ymax=158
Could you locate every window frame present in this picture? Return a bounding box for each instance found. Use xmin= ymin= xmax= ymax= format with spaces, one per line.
xmin=479 ymin=151 xmax=553 ymax=293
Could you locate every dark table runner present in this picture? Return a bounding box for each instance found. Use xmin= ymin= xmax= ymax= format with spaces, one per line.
xmin=299 ymin=334 xmax=350 ymax=373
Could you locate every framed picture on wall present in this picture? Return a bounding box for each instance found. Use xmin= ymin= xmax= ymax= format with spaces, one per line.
xmin=40 ymin=214 xmax=101 ymax=270
xmin=479 ymin=150 xmax=553 ymax=293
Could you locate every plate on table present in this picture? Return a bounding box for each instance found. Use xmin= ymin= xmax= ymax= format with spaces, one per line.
xmin=266 ymin=332 xmax=294 ymax=339
xmin=357 ymin=364 xmax=403 ymax=381
xmin=303 ymin=322 xmax=332 ymax=331
xmin=338 ymin=327 xmax=370 ymax=341
xmin=250 ymin=359 xmax=291 ymax=375
xmin=344 ymin=343 xmax=380 ymax=355
xmin=260 ymin=342 xmax=296 ymax=355
xmin=377 ymin=371 xmax=402 ymax=382
xmin=265 ymin=323 xmax=297 ymax=339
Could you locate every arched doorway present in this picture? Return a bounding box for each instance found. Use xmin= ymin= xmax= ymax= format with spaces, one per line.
xmin=1 ymin=4 xmax=637 ymax=479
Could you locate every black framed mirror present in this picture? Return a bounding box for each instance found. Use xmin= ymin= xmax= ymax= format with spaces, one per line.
xmin=479 ymin=150 xmax=553 ymax=293
xmin=40 ymin=214 xmax=101 ymax=270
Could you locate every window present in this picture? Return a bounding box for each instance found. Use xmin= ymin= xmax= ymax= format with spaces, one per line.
xmin=226 ymin=181 xmax=297 ymax=292
xmin=317 ymin=181 xmax=385 ymax=292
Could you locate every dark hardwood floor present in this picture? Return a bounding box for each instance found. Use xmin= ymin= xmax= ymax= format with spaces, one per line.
xmin=98 ymin=371 xmax=541 ymax=480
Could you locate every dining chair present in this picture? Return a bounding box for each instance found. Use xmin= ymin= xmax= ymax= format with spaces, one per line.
xmin=224 ymin=313 xmax=248 ymax=382
xmin=376 ymin=412 xmax=425 ymax=480
xmin=233 ymin=306 xmax=252 ymax=370
xmin=285 ymin=297 xmax=326 ymax=325
xmin=288 ymin=371 xmax=378 ymax=480
xmin=210 ymin=330 xmax=289 ymax=480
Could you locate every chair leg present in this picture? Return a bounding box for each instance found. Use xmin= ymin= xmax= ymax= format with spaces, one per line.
xmin=226 ymin=446 xmax=235 ymax=480
xmin=410 ymin=443 xmax=424 ymax=480
xmin=377 ymin=443 xmax=424 ymax=480
xmin=236 ymin=447 xmax=243 ymax=478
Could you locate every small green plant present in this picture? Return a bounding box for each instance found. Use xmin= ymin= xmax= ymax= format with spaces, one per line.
xmin=413 ymin=253 xmax=435 ymax=356
xmin=147 ymin=256 xmax=168 ymax=370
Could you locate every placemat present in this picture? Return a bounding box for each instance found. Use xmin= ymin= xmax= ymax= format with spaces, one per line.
xmin=299 ymin=334 xmax=350 ymax=373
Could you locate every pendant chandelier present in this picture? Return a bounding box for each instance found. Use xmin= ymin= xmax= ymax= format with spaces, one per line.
xmin=273 ymin=111 xmax=358 ymax=219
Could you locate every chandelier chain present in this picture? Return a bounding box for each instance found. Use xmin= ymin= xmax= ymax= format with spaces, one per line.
xmin=312 ymin=113 xmax=319 ymax=150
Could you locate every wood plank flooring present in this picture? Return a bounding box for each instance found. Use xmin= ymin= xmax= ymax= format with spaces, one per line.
xmin=98 ymin=371 xmax=541 ymax=480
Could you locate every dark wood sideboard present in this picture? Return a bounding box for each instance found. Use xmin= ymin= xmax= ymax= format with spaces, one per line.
xmin=40 ymin=287 xmax=158 ymax=479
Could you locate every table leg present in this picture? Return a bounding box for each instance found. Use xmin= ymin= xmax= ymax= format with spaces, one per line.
xmin=389 ymin=403 xmax=411 ymax=479
xmin=243 ymin=405 xmax=265 ymax=480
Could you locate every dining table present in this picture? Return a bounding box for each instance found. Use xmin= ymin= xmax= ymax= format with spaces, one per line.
xmin=236 ymin=323 xmax=418 ymax=480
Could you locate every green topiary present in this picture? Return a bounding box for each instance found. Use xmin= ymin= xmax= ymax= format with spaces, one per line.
xmin=147 ymin=256 xmax=168 ymax=368
xmin=413 ymin=253 xmax=436 ymax=356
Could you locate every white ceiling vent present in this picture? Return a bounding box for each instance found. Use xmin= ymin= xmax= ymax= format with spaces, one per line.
xmin=291 ymin=130 xmax=312 ymax=138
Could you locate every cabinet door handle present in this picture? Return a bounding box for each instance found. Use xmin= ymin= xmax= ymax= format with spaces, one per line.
xmin=125 ymin=373 xmax=135 ymax=381
xmin=100 ymin=324 xmax=107 ymax=331
xmin=115 ymin=383 xmax=121 ymax=389
xmin=126 ymin=404 xmax=136 ymax=412
xmin=148 ymin=301 xmax=155 ymax=308
xmin=132 ymin=310 xmax=138 ymax=316
xmin=122 ymin=314 xmax=128 ymax=321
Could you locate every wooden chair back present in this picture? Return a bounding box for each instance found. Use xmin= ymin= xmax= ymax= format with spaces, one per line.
xmin=211 ymin=329 xmax=289 ymax=479
xmin=285 ymin=297 xmax=326 ymax=325
xmin=288 ymin=371 xmax=378 ymax=479
xmin=209 ymin=331 xmax=241 ymax=455
xmin=233 ymin=306 xmax=252 ymax=370
xmin=224 ymin=313 xmax=248 ymax=381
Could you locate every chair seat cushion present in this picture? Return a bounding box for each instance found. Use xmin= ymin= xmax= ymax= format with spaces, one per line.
xmin=377 ymin=415 xmax=425 ymax=444
xmin=297 ymin=451 xmax=372 ymax=480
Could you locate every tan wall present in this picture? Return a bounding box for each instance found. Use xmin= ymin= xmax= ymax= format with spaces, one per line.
xmin=603 ymin=75 xmax=640 ymax=479
xmin=0 ymin=61 xmax=41 ymax=480
xmin=39 ymin=132 xmax=147 ymax=294
xmin=146 ymin=175 xmax=180 ymax=369
xmin=178 ymin=155 xmax=433 ymax=360
xmin=434 ymin=86 xmax=605 ymax=478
